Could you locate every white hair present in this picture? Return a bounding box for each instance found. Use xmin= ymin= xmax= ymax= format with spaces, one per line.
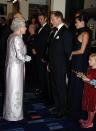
xmin=11 ymin=18 xmax=25 ymax=31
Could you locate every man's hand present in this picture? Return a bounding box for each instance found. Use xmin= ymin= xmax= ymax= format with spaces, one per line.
xmin=32 ymin=48 xmax=37 ymax=55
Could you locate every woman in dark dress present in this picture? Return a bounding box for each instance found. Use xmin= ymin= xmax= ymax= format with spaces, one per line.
xmin=68 ymin=13 xmax=90 ymax=120
xmin=24 ymin=23 xmax=37 ymax=90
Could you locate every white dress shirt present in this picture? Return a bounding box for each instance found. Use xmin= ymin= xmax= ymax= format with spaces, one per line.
xmin=54 ymin=23 xmax=64 ymax=37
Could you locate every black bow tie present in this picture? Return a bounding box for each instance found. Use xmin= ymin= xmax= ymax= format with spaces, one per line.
xmin=52 ymin=27 xmax=58 ymax=32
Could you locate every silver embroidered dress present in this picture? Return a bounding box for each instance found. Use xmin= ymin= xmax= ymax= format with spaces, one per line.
xmin=3 ymin=34 xmax=30 ymax=121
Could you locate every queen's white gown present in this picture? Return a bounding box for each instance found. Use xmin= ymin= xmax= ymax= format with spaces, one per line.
xmin=3 ymin=34 xmax=30 ymax=121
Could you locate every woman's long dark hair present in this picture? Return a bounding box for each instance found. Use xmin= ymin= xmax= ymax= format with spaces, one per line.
xmin=75 ymin=12 xmax=89 ymax=25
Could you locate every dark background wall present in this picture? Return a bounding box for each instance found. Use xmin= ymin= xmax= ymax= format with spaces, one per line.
xmin=65 ymin=0 xmax=84 ymax=21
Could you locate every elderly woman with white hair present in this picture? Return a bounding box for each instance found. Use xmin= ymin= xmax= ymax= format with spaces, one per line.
xmin=3 ymin=18 xmax=31 ymax=121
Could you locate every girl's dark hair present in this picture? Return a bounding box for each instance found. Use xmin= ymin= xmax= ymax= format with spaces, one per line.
xmin=75 ymin=12 xmax=89 ymax=24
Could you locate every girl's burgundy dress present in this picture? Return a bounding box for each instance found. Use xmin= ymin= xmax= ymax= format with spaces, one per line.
xmin=82 ymin=68 xmax=96 ymax=112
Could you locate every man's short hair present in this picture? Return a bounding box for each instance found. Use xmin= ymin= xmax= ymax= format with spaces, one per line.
xmin=38 ymin=12 xmax=47 ymax=18
xmin=51 ymin=11 xmax=63 ymax=21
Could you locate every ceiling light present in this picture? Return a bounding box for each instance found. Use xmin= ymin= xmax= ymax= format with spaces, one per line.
xmin=13 ymin=0 xmax=17 ymax=3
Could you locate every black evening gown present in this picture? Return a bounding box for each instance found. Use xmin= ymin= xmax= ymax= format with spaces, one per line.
xmin=68 ymin=27 xmax=90 ymax=120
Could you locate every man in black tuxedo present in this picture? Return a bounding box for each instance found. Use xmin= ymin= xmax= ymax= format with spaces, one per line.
xmin=48 ymin=11 xmax=72 ymax=117
xmin=32 ymin=13 xmax=51 ymax=97
xmin=0 ymin=17 xmax=12 ymax=89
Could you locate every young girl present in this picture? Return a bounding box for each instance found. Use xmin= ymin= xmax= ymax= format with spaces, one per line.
xmin=78 ymin=53 xmax=96 ymax=128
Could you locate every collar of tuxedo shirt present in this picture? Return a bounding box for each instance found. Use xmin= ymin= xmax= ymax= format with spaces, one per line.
xmin=53 ymin=23 xmax=64 ymax=37
xmin=57 ymin=23 xmax=64 ymax=31
xmin=38 ymin=22 xmax=47 ymax=33
xmin=42 ymin=22 xmax=47 ymax=27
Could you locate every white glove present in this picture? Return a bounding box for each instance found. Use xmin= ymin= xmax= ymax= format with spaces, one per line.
xmin=25 ymin=55 xmax=31 ymax=62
